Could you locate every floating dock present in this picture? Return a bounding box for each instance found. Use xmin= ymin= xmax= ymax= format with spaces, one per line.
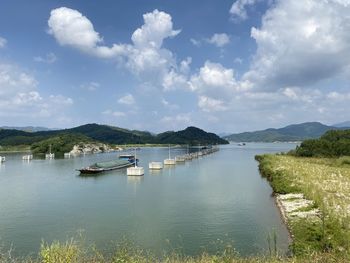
xmin=164 ymin=158 xmax=176 ymax=165
xmin=0 ymin=156 xmax=5 ymax=163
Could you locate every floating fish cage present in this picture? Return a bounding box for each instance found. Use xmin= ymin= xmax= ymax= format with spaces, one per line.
xmin=0 ymin=156 xmax=5 ymax=162
xmin=175 ymin=156 xmax=186 ymax=162
xmin=45 ymin=153 xmax=55 ymax=159
xmin=149 ymin=162 xmax=163 ymax=170
xmin=164 ymin=158 xmax=176 ymax=165
xmin=127 ymin=166 xmax=144 ymax=176
xmin=22 ymin=154 xmax=33 ymax=160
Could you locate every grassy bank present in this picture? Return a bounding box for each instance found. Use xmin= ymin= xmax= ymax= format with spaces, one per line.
xmin=255 ymin=154 xmax=350 ymax=258
xmin=1 ymin=239 xmax=350 ymax=263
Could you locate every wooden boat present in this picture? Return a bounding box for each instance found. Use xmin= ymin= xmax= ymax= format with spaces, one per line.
xmin=79 ymin=158 xmax=135 ymax=174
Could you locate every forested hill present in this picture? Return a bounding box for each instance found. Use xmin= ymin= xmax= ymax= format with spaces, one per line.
xmin=0 ymin=124 xmax=228 ymax=147
xmin=294 ymin=129 xmax=350 ymax=157
xmin=224 ymin=122 xmax=349 ymax=142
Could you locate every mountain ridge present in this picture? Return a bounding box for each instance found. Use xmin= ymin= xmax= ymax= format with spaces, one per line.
xmin=224 ymin=122 xmax=350 ymax=142
xmin=0 ymin=123 xmax=228 ymax=147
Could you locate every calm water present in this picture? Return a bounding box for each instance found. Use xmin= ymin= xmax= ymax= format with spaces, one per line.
xmin=0 ymin=143 xmax=296 ymax=256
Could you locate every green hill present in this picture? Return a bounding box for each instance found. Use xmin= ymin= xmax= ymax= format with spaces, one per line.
xmin=294 ymin=129 xmax=350 ymax=157
xmin=0 ymin=124 xmax=228 ymax=153
xmin=224 ymin=122 xmax=348 ymax=142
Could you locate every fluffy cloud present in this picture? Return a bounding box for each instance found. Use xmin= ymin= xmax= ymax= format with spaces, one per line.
xmin=34 ymin=52 xmax=57 ymax=64
xmin=0 ymin=63 xmax=73 ymax=121
xmin=198 ymin=96 xmax=228 ymax=112
xmin=118 ymin=93 xmax=135 ymax=105
xmin=48 ymin=8 xmax=187 ymax=91
xmin=244 ymin=0 xmax=350 ymax=90
xmin=161 ymin=113 xmax=192 ymax=129
xmin=207 ymin=33 xmax=230 ymax=47
xmin=230 ymin=0 xmax=261 ymax=20
xmin=0 ymin=37 xmax=7 ymax=48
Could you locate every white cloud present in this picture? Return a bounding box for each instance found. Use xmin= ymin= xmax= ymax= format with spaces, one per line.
xmin=131 ymin=9 xmax=180 ymax=49
xmin=102 ymin=109 xmax=126 ymax=117
xmin=49 ymin=95 xmax=74 ymax=105
xmin=81 ymin=81 xmax=100 ymax=91
xmin=198 ymin=96 xmax=228 ymax=112
xmin=34 ymin=52 xmax=57 ymax=64
xmin=230 ymin=0 xmax=261 ymax=21
xmin=161 ymin=113 xmax=192 ymax=128
xmin=207 ymin=33 xmax=230 ymax=47
xmin=118 ymin=93 xmax=135 ymax=105
xmin=48 ymin=8 xmax=188 ymax=92
xmin=161 ymin=98 xmax=179 ymax=110
xmin=189 ymin=61 xmax=239 ymax=95
xmin=244 ymin=0 xmax=350 ymax=90
xmin=190 ymin=38 xmax=201 ymax=47
xmin=0 ymin=63 xmax=73 ymax=120
xmin=0 ymin=37 xmax=7 ymax=48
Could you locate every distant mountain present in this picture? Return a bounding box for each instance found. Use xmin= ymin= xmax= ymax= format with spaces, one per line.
xmin=224 ymin=122 xmax=347 ymax=142
xmin=0 ymin=124 xmax=228 ymax=148
xmin=0 ymin=126 xmax=53 ymax=132
xmin=333 ymin=121 xmax=350 ymax=128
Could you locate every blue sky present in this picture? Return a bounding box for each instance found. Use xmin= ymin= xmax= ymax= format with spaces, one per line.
xmin=0 ymin=0 xmax=350 ymax=133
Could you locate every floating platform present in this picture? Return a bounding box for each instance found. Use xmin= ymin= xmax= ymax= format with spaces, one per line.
xmin=22 ymin=154 xmax=33 ymax=160
xmin=164 ymin=158 xmax=176 ymax=165
xmin=149 ymin=162 xmax=163 ymax=170
xmin=0 ymin=156 xmax=5 ymax=163
xmin=64 ymin=153 xmax=71 ymax=158
xmin=45 ymin=153 xmax=55 ymax=159
xmin=175 ymin=156 xmax=186 ymax=162
xmin=127 ymin=166 xmax=144 ymax=176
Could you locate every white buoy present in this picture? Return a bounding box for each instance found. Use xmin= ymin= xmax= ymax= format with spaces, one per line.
xmin=149 ymin=162 xmax=163 ymax=170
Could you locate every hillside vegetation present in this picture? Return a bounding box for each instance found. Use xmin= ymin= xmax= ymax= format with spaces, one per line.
xmin=294 ymin=129 xmax=350 ymax=157
xmin=0 ymin=124 xmax=228 ymax=154
xmin=225 ymin=122 xmax=348 ymax=142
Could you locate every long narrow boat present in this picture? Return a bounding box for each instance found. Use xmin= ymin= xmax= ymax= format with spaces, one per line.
xmin=79 ymin=158 xmax=135 ymax=174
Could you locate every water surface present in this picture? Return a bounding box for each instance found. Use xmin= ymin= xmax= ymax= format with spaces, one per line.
xmin=0 ymin=143 xmax=296 ymax=256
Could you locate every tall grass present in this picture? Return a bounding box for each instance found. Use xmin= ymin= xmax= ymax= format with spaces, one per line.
xmin=256 ymin=154 xmax=350 ymax=257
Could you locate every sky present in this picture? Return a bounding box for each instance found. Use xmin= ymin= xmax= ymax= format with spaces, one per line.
xmin=0 ymin=0 xmax=350 ymax=133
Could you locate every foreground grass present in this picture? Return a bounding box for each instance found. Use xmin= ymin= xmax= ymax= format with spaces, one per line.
xmin=1 ymin=239 xmax=350 ymax=263
xmin=256 ymin=154 xmax=350 ymax=258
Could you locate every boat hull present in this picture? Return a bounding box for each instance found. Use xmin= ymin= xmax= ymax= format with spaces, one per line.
xmin=79 ymin=162 xmax=134 ymax=174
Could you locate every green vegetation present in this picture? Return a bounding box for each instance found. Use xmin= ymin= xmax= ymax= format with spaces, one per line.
xmin=0 ymin=144 xmax=30 ymax=153
xmin=1 ymin=237 xmax=350 ymax=263
xmin=294 ymin=129 xmax=350 ymax=157
xmin=30 ymin=134 xmax=94 ymax=156
xmin=0 ymin=125 xmax=228 ymax=155
xmin=256 ymin=154 xmax=350 ymax=258
xmin=225 ymin=122 xmax=348 ymax=142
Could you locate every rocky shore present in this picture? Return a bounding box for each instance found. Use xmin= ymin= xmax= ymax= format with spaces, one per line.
xmin=69 ymin=143 xmax=122 ymax=155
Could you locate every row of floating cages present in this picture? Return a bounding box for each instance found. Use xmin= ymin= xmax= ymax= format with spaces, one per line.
xmin=148 ymin=146 xmax=220 ymax=170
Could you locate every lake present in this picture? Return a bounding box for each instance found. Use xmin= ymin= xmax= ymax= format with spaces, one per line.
xmin=0 ymin=143 xmax=296 ymax=257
